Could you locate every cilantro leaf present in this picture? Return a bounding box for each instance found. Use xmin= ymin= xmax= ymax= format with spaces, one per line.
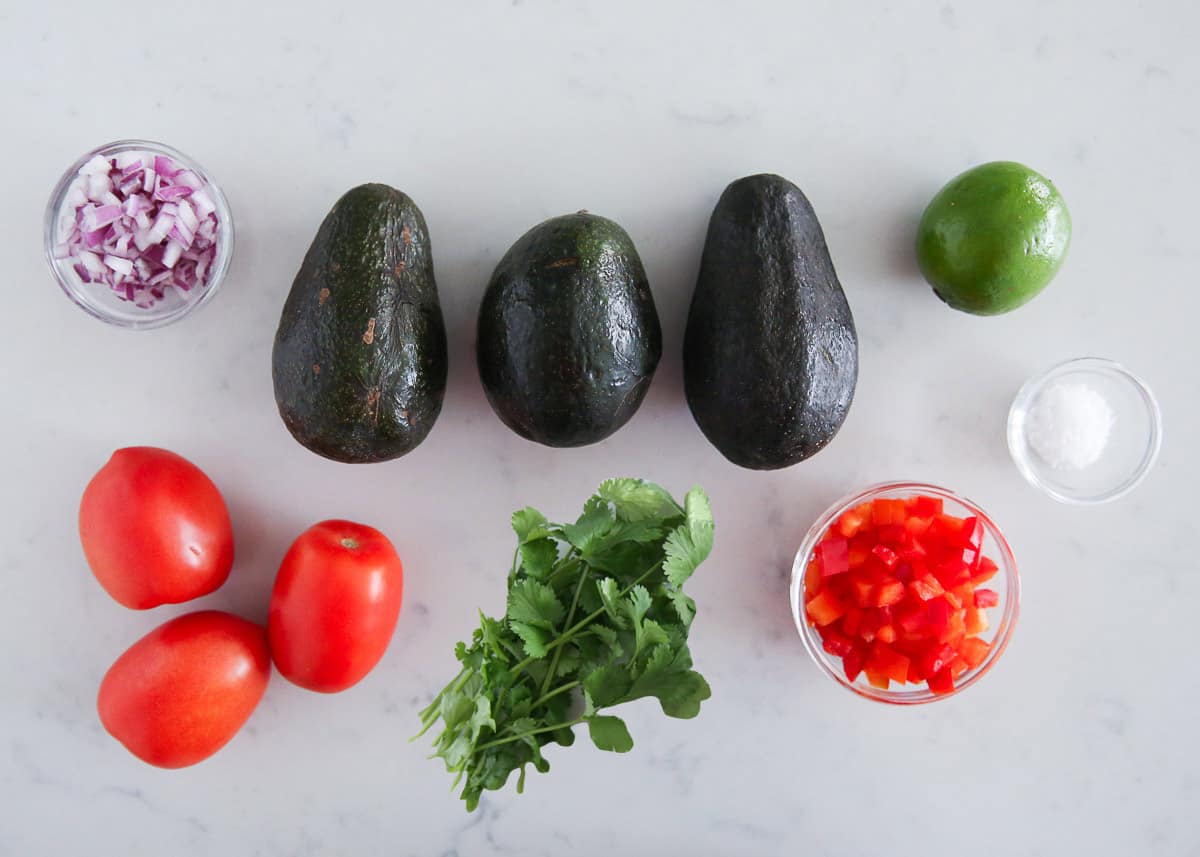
xmin=562 ymin=502 xmax=614 ymax=552
xmin=662 ymin=487 xmax=714 ymax=588
xmin=519 ymin=538 xmax=558 ymax=579
xmin=587 ymin=715 xmax=634 ymax=753
xmin=508 ymin=579 xmax=565 ymax=630
xmin=597 ymin=479 xmax=682 ymax=521
xmin=596 ymin=577 xmax=627 ymax=628
xmin=511 ymin=507 xmax=550 ymax=543
xmin=509 ymin=622 xmax=551 ymax=658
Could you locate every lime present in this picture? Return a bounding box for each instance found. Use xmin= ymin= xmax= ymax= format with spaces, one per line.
xmin=915 ymin=161 xmax=1070 ymax=315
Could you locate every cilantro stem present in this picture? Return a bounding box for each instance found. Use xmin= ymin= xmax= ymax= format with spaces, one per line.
xmin=475 ymin=717 xmax=586 ymax=752
xmin=510 ymin=560 xmax=662 ymax=679
xmin=532 ymin=679 xmax=579 ymax=708
xmin=540 ymin=563 xmax=589 ymax=697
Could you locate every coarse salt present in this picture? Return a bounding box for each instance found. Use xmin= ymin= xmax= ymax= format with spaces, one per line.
xmin=1025 ymin=379 xmax=1115 ymax=470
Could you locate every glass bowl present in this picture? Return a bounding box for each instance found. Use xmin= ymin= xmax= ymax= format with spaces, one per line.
xmin=789 ymin=482 xmax=1020 ymax=704
xmin=1007 ymin=358 xmax=1161 ymax=504
xmin=43 ymin=139 xmax=234 ymax=329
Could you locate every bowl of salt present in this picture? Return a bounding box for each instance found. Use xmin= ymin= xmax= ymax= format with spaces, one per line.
xmin=1007 ymin=357 xmax=1162 ymax=504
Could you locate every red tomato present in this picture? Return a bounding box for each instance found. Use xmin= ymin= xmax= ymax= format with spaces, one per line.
xmin=79 ymin=447 xmax=234 ymax=609
xmin=268 ymin=520 xmax=403 ymax=693
xmin=97 ymin=611 xmax=270 ymax=768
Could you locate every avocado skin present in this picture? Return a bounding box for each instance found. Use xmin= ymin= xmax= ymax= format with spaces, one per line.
xmin=477 ymin=213 xmax=662 ymax=448
xmin=683 ymin=174 xmax=857 ymax=470
xmin=272 ymin=183 xmax=448 ymax=463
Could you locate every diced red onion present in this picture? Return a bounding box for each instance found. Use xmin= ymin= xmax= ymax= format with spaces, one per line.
xmin=54 ymin=149 xmax=222 ymax=306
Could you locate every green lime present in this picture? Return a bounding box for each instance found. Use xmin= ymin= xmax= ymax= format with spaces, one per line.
xmin=915 ymin=161 xmax=1071 ymax=315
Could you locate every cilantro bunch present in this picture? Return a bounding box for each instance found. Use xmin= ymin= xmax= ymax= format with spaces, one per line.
xmin=416 ymin=479 xmax=714 ymax=810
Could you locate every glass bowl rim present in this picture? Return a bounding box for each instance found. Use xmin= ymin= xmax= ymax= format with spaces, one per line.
xmin=43 ymin=138 xmax=235 ymax=330
xmin=789 ymin=481 xmax=1020 ymax=705
xmin=1006 ymin=356 xmax=1162 ymax=505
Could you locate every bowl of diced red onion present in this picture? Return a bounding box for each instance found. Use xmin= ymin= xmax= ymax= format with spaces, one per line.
xmin=44 ymin=139 xmax=233 ymax=329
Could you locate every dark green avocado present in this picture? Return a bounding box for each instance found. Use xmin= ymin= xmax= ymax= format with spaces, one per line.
xmin=272 ymin=183 xmax=448 ymax=463
xmin=476 ymin=212 xmax=662 ymax=447
xmin=683 ymin=174 xmax=857 ymax=470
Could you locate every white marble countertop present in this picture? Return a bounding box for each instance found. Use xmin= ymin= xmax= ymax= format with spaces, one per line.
xmin=3 ymin=2 xmax=1197 ymax=854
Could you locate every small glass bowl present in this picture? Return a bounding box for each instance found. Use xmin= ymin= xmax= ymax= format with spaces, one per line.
xmin=789 ymin=482 xmax=1020 ymax=705
xmin=43 ymin=139 xmax=234 ymax=329
xmin=1007 ymin=358 xmax=1161 ymax=504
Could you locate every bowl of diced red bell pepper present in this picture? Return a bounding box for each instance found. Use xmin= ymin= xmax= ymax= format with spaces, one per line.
xmin=790 ymin=482 xmax=1019 ymax=703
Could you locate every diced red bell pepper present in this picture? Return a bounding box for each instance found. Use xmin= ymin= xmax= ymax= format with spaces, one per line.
xmin=943 ymin=590 xmax=963 ymax=610
xmin=909 ymin=574 xmax=944 ymax=601
xmin=904 ymin=515 xmax=933 ymax=537
xmin=867 ymin=642 xmax=911 ymax=684
xmin=974 ymin=588 xmax=1000 ymax=609
xmin=964 ymin=607 xmax=989 ymax=635
xmin=842 ymin=606 xmax=863 ymax=636
xmin=940 ymin=611 xmax=966 ymax=646
xmin=906 ymin=659 xmax=924 ymax=684
xmin=951 ymin=582 xmax=976 ymax=605
xmin=848 ymin=533 xmax=874 ymax=568
xmin=910 ymin=495 xmax=944 ymax=517
xmin=821 ymin=629 xmax=857 ymax=659
xmin=918 ymin=642 xmax=956 ymax=679
xmin=876 ymin=524 xmax=906 ymax=545
xmin=851 ymin=578 xmax=876 ymax=608
xmin=804 ymin=559 xmax=822 ymax=594
xmin=949 ymin=656 xmax=970 ymax=680
xmin=927 ymin=667 xmax=956 ymax=695
xmin=817 ymin=537 xmax=850 ymax=576
xmin=960 ymin=516 xmax=982 ymax=549
xmin=865 ymin=669 xmax=891 ymax=690
xmin=872 ymin=498 xmax=907 ymax=526
xmin=926 ymin=596 xmax=952 ymax=632
xmin=871 ymin=544 xmax=899 ymax=568
xmin=806 ymin=590 xmax=845 ymax=626
xmin=893 ymin=562 xmax=914 ymax=583
xmin=876 ymin=624 xmax=897 ymax=644
xmin=872 ymin=578 xmax=906 ymax=608
xmin=843 ymin=646 xmax=865 ymax=682
xmin=934 ymin=558 xmax=971 ymax=587
xmin=959 ymin=636 xmax=990 ymax=669
xmin=971 ymin=556 xmax=999 ymax=584
xmin=896 ymin=602 xmax=927 ymax=633
xmin=835 ymin=504 xmax=873 ymax=538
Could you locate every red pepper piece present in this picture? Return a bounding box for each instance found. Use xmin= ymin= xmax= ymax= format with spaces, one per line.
xmin=919 ymin=643 xmax=957 ymax=680
xmin=872 ymin=578 xmax=906 ymax=608
xmin=850 ymin=578 xmax=875 ymax=608
xmin=872 ymin=498 xmax=907 ymax=526
xmin=835 ymin=506 xmax=870 ymax=538
xmin=842 ymin=606 xmax=863 ymax=636
xmin=804 ymin=559 xmax=822 ymax=594
xmin=934 ymin=558 xmax=971 ymax=588
xmin=949 ymin=656 xmax=970 ymax=680
xmin=871 ymin=544 xmax=899 ymax=568
xmin=909 ymin=575 xmax=944 ymax=601
xmin=893 ymin=562 xmax=914 ymax=583
xmin=806 ymin=590 xmax=845 ymax=626
xmin=865 ymin=669 xmax=891 ymax=690
xmin=821 ymin=629 xmax=857 ymax=659
xmin=960 ymin=516 xmax=982 ymax=549
xmin=927 ymin=666 xmax=956 ymax=695
xmin=848 ymin=533 xmax=874 ymax=569
xmin=943 ymin=590 xmax=963 ymax=610
xmin=876 ymin=524 xmax=906 ymax=545
xmin=896 ymin=602 xmax=927 ymax=633
xmin=971 ymin=556 xmax=1000 ymax=585
xmin=925 ymin=596 xmax=952 ymax=633
xmin=960 ymin=636 xmax=991 ymax=669
xmin=974 ymin=589 xmax=1000 ymax=609
xmin=939 ymin=610 xmax=967 ymax=645
xmin=876 ymin=624 xmax=897 ymax=644
xmin=843 ymin=646 xmax=866 ymax=682
xmin=910 ymin=495 xmax=944 ymax=517
xmin=817 ymin=537 xmax=850 ymax=577
xmin=867 ymin=642 xmax=911 ymax=684
xmin=964 ymin=607 xmax=989 ymax=635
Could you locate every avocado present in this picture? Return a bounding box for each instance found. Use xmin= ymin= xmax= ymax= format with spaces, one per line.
xmin=272 ymin=183 xmax=448 ymax=463
xmin=476 ymin=212 xmax=661 ymax=447
xmin=683 ymin=174 xmax=857 ymax=470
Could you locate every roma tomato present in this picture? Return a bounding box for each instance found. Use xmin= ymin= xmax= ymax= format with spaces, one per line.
xmin=79 ymin=447 xmax=234 ymax=609
xmin=97 ymin=611 xmax=270 ymax=768
xmin=268 ymin=520 xmax=403 ymax=693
